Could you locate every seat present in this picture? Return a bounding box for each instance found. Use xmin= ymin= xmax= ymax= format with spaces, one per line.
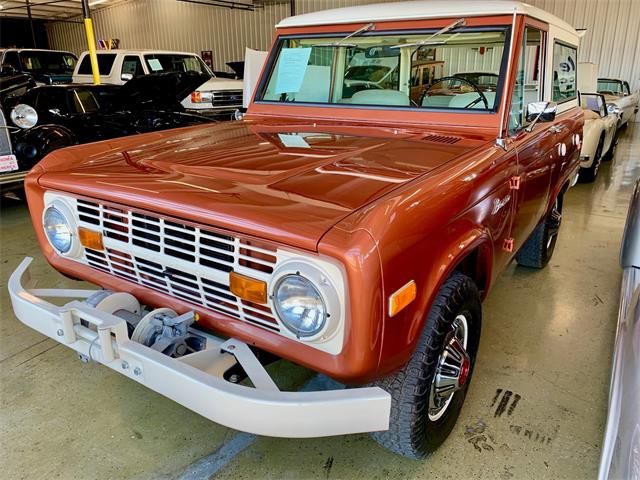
xmin=351 ymin=89 xmax=410 ymax=106
xmin=422 ymin=95 xmax=454 ymax=108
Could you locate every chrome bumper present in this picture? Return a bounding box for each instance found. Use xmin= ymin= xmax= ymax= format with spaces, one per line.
xmin=8 ymin=257 xmax=391 ymax=438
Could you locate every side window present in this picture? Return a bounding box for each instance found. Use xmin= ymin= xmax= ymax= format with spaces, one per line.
xmin=77 ymin=54 xmax=116 ymax=75
xmin=509 ymin=27 xmax=544 ymax=133
xmin=121 ymin=55 xmax=144 ymax=77
xmin=35 ymin=88 xmax=69 ymax=113
xmin=3 ymin=51 xmax=20 ymax=69
xmin=623 ymin=81 xmax=631 ymax=96
xmin=552 ymin=41 xmax=577 ymax=102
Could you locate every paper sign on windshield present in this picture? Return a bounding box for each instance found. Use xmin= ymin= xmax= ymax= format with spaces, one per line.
xmin=148 ymin=58 xmax=163 ymax=71
xmin=0 ymin=155 xmax=19 ymax=173
xmin=274 ymin=48 xmax=312 ymax=94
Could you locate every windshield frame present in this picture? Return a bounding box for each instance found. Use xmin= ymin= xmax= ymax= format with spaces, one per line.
xmin=254 ymin=25 xmax=512 ymax=115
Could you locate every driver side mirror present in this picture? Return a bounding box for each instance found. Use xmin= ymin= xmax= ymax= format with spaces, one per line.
xmin=525 ymin=101 xmax=557 ymax=133
xmin=121 ymin=73 xmax=133 ymax=82
xmin=526 ymin=101 xmax=557 ymax=123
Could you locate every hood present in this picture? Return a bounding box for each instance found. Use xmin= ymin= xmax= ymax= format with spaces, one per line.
xmin=112 ymin=71 xmax=211 ymax=110
xmin=37 ymin=120 xmax=486 ymax=250
xmin=197 ymin=76 xmax=244 ymax=91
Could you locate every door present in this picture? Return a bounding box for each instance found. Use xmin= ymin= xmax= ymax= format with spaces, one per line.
xmin=121 ymin=55 xmax=144 ymax=82
xmin=507 ymin=27 xmax=556 ymax=248
xmin=621 ymin=81 xmax=634 ymax=121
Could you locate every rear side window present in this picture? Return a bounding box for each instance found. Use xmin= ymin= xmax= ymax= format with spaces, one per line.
xmin=77 ymin=54 xmax=116 ymax=75
xmin=552 ymin=41 xmax=577 ymax=103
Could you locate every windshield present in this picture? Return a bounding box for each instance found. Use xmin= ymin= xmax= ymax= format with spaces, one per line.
xmin=143 ymin=54 xmax=212 ymax=76
xmin=456 ymin=72 xmax=499 ymax=88
xmin=259 ymin=28 xmax=508 ymax=110
xmin=345 ymin=65 xmax=393 ymax=83
xmin=19 ymin=51 xmax=76 ymax=74
xmin=597 ymin=80 xmax=623 ymax=95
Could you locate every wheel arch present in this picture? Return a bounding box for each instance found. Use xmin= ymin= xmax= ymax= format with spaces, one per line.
xmin=375 ymin=226 xmax=492 ymax=378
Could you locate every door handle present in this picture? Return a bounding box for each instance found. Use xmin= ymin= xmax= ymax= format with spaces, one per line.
xmin=549 ymin=125 xmax=564 ymax=134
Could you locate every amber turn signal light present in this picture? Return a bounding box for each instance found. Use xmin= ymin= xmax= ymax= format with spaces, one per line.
xmin=78 ymin=227 xmax=104 ymax=251
xmin=388 ymin=280 xmax=417 ymax=317
xmin=229 ymin=271 xmax=267 ymax=304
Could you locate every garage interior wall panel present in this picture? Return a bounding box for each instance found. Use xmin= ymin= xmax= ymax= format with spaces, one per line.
xmin=46 ymin=0 xmax=288 ymax=72
xmin=46 ymin=0 xmax=639 ymax=119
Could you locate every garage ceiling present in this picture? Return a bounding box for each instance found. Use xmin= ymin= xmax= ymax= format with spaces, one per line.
xmin=0 ymin=0 xmax=125 ymax=21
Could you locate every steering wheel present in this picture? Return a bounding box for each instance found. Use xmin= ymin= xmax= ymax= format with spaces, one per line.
xmin=425 ymin=76 xmax=490 ymax=109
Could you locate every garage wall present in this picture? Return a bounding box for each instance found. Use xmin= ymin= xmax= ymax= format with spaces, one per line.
xmin=46 ymin=0 xmax=640 ymax=113
xmin=45 ymin=0 xmax=289 ymax=71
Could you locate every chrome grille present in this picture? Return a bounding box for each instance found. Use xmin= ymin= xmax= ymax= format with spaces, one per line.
xmin=75 ymin=199 xmax=280 ymax=332
xmin=210 ymin=90 xmax=243 ymax=108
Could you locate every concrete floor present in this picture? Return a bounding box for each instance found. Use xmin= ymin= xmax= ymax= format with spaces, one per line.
xmin=1 ymin=123 xmax=638 ymax=480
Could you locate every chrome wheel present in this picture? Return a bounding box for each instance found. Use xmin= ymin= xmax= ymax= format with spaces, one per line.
xmin=428 ymin=314 xmax=471 ymax=421
xmin=546 ymin=197 xmax=562 ymax=250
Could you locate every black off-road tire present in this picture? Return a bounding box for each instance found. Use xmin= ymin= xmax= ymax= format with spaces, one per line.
xmin=578 ymin=136 xmax=604 ymax=183
xmin=370 ymin=272 xmax=481 ymax=459
xmin=515 ymin=193 xmax=563 ymax=269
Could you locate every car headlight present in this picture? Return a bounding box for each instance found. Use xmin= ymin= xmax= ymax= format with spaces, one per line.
xmin=607 ymin=103 xmax=621 ymax=116
xmin=43 ymin=206 xmax=73 ymax=254
xmin=274 ymin=275 xmax=327 ymax=338
xmin=10 ymin=104 xmax=38 ymax=129
xmin=191 ymin=91 xmax=214 ymax=103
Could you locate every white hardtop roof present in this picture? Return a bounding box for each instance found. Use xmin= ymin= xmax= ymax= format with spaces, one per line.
xmin=79 ymin=49 xmax=199 ymax=56
xmin=277 ymin=0 xmax=578 ymax=35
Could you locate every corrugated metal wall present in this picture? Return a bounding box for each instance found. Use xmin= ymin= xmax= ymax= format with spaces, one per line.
xmin=46 ymin=0 xmax=289 ymax=72
xmin=47 ymin=0 xmax=640 ymax=89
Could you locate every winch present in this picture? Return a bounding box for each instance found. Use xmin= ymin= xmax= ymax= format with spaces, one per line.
xmin=84 ymin=290 xmax=206 ymax=358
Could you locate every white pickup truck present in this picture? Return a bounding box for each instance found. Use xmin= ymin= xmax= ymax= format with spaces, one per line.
xmin=597 ymin=77 xmax=639 ymax=128
xmin=72 ymin=49 xmax=243 ymax=118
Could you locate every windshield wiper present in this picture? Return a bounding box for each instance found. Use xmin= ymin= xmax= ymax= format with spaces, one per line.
xmin=390 ymin=18 xmax=466 ymax=49
xmin=313 ymin=22 xmax=376 ymax=48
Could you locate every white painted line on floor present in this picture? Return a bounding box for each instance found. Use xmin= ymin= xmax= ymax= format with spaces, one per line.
xmin=176 ymin=374 xmax=344 ymax=479
xmin=177 ymin=432 xmax=256 ymax=480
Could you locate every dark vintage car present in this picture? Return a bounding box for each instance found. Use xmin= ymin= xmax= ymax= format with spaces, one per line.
xmin=0 ymin=48 xmax=77 ymax=85
xmin=8 ymin=71 xmax=215 ymax=172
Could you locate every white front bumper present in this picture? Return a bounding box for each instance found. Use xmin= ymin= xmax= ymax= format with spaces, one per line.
xmin=8 ymin=257 xmax=390 ymax=438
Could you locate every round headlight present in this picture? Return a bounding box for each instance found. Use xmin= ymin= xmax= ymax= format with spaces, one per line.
xmin=44 ymin=206 xmax=73 ymax=253
xmin=10 ymin=104 xmax=38 ymax=129
xmin=274 ymin=275 xmax=327 ymax=338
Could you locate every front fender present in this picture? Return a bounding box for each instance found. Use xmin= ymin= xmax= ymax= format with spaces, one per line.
xmin=374 ymin=222 xmax=493 ymax=378
xmin=14 ymin=124 xmax=76 ymax=165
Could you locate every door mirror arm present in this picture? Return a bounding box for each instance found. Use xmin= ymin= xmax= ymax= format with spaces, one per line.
xmin=525 ymin=101 xmax=557 ymax=133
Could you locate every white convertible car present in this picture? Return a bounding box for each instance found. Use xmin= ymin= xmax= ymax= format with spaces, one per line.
xmin=579 ymin=93 xmax=618 ymax=182
xmin=597 ymin=77 xmax=640 ymax=128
